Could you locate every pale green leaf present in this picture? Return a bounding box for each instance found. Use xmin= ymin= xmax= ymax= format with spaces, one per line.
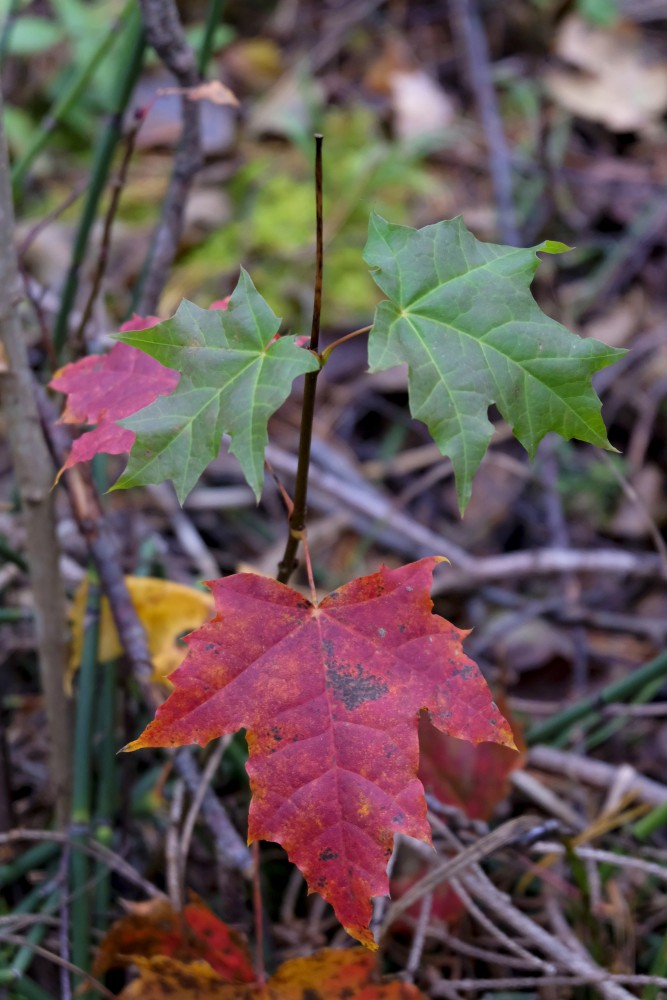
xmin=111 ymin=269 xmax=319 ymax=503
xmin=363 ymin=213 xmax=624 ymax=511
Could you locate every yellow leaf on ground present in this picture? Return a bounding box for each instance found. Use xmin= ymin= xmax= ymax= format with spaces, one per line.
xmin=68 ymin=577 xmax=214 ymax=693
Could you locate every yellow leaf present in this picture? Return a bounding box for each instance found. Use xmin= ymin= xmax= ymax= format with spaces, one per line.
xmin=117 ymin=957 xmax=254 ymax=1000
xmin=68 ymin=577 xmax=214 ymax=693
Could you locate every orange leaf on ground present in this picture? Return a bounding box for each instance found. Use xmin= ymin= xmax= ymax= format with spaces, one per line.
xmin=116 ymin=948 xmax=427 ymax=1000
xmin=265 ymin=947 xmax=426 ymax=998
xmin=125 ymin=557 xmax=514 ymax=947
xmin=116 ymin=957 xmax=255 ymax=1000
xmin=93 ymin=896 xmax=255 ymax=982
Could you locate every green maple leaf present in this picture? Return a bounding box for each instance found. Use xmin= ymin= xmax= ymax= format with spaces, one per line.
xmin=363 ymin=213 xmax=625 ymax=511
xmin=111 ymin=270 xmax=319 ymax=503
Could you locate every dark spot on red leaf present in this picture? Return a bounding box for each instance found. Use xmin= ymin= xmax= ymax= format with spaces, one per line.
xmin=319 ymin=847 xmax=338 ymax=861
xmin=325 ymin=659 xmax=389 ymax=711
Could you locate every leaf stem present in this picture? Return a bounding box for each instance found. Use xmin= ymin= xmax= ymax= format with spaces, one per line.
xmin=277 ymin=134 xmax=324 ymax=584
xmin=71 ymin=109 xmax=146 ymax=353
xmin=320 ymin=324 xmax=371 ymax=363
xmin=302 ymin=532 xmax=318 ymax=605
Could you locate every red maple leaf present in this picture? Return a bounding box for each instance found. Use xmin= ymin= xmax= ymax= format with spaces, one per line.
xmin=125 ymin=557 xmax=514 ymax=947
xmin=49 ymin=300 xmax=231 ymax=476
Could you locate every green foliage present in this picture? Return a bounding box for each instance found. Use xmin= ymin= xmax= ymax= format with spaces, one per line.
xmin=363 ymin=212 xmax=625 ymax=511
xmin=576 ymin=0 xmax=619 ymax=26
xmin=172 ymin=107 xmax=437 ymax=329
xmin=113 ymin=270 xmax=319 ymax=502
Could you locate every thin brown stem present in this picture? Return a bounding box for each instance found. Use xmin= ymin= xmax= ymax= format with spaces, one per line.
xmin=321 ymin=324 xmax=371 ymax=362
xmin=72 ymin=109 xmax=145 ymax=352
xmin=302 ymin=532 xmax=318 ymax=605
xmin=277 ymin=134 xmax=324 ymax=584
xmin=0 ymin=89 xmax=72 ymax=826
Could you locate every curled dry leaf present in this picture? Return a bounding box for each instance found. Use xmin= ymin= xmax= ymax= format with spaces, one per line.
xmin=157 ymin=81 xmax=240 ymax=106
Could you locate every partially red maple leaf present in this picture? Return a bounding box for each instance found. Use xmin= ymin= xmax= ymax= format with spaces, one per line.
xmin=125 ymin=557 xmax=514 ymax=947
xmin=49 ymin=318 xmax=177 ymax=476
xmin=49 ymin=299 xmax=231 ymax=476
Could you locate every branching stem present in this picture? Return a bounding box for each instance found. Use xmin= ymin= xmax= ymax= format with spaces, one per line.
xmin=277 ymin=135 xmax=324 ymax=585
xmin=320 ymin=323 xmax=371 ymax=362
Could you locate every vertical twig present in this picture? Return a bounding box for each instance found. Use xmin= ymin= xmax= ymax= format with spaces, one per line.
xmin=38 ymin=391 xmax=252 ymax=878
xmin=197 ymin=0 xmax=226 ymax=75
xmin=135 ymin=0 xmax=203 ymax=313
xmin=252 ymin=841 xmax=266 ymax=987
xmin=93 ymin=656 xmax=118 ymax=933
xmin=71 ymin=109 xmax=146 ymax=353
xmin=449 ymin=0 xmax=519 ymax=245
xmin=58 ymin=845 xmax=73 ymax=1000
xmin=11 ymin=1 xmax=137 ymax=194
xmin=277 ymin=134 xmax=324 ymax=583
xmin=69 ymin=578 xmax=101 ymax=999
xmin=0 ymin=90 xmax=72 ymax=827
xmin=52 ymin=6 xmax=145 ymax=357
xmin=166 ymin=779 xmax=185 ymax=911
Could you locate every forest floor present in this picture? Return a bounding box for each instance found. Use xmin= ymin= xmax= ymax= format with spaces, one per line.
xmin=2 ymin=1 xmax=667 ymax=997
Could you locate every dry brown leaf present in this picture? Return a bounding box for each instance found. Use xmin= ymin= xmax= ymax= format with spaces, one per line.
xmin=157 ymin=80 xmax=239 ymax=106
xmin=545 ymin=15 xmax=667 ymax=131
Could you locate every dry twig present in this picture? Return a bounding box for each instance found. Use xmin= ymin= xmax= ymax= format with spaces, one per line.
xmin=0 ymin=90 xmax=72 ymax=826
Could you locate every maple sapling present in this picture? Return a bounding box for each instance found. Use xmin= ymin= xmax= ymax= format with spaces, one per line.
xmin=51 ymin=136 xmax=623 ymax=948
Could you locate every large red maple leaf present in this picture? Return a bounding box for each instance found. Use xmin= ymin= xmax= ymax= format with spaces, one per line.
xmin=125 ymin=557 xmax=514 ymax=947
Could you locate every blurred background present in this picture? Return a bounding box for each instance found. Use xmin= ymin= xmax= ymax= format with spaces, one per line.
xmin=2 ymin=1 xmax=667 ymax=996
